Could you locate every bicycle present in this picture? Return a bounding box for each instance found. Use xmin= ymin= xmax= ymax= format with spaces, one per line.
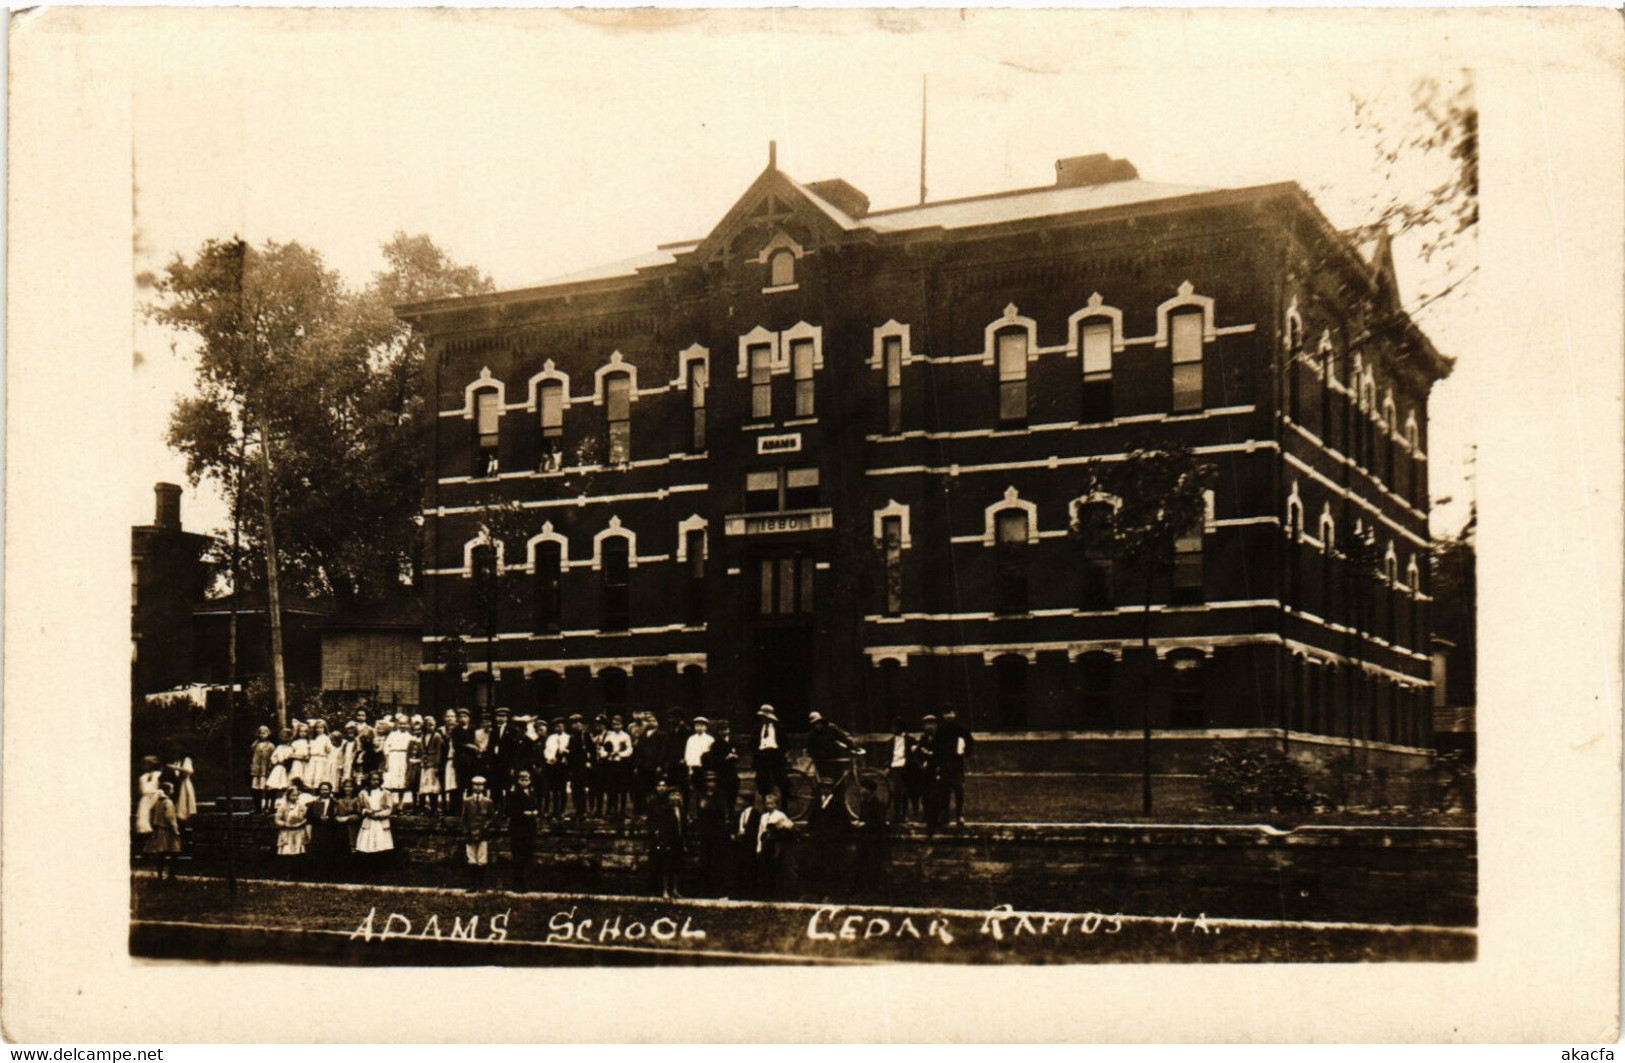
xmin=781 ymin=747 xmax=890 ymax=823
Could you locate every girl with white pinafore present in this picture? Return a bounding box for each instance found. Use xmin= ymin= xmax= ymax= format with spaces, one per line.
xmin=355 ymin=773 xmax=396 ymax=854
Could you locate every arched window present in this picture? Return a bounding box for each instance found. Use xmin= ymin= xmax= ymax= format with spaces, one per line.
xmin=604 ymin=372 xmax=632 ymax=465
xmin=878 ymin=658 xmax=903 ymax=726
xmin=995 ymin=509 xmax=1030 ymax=614
xmin=996 ymin=327 xmax=1029 ymax=426
xmin=748 ymin=343 xmax=773 ymax=421
xmin=687 ymin=361 xmax=707 ymax=453
xmin=533 ymin=540 xmax=563 ymax=633
xmin=1074 ymin=502 xmax=1114 ymax=610
xmin=791 ymin=338 xmax=816 ymax=418
xmin=768 ymin=249 xmax=795 ymax=288
xmin=680 ymin=665 xmax=705 ymax=717
xmin=1079 ymin=320 xmax=1114 ymax=423
xmin=883 ymin=334 xmax=904 ymax=433
xmin=538 ymin=381 xmax=564 ymax=469
xmin=532 ymin=669 xmax=561 ymax=718
xmin=1168 ymin=651 xmax=1205 ymax=728
xmin=880 ymin=515 xmax=904 ymax=617
xmin=600 ymin=537 xmax=630 ymax=632
xmin=473 ymin=387 xmax=501 ymax=477
xmin=601 ymin=666 xmax=629 ymax=717
xmin=993 ymin=653 xmax=1028 ymax=729
xmin=1170 ymin=311 xmax=1205 ymax=412
xmin=685 ymin=528 xmax=706 ymax=626
xmin=1077 ymin=652 xmax=1114 ymax=727
xmin=1171 ymin=521 xmax=1205 ymax=605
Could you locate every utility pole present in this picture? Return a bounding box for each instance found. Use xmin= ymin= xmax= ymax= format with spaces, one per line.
xmin=224 ymin=431 xmax=245 ymax=897
xmin=258 ymin=420 xmax=288 ymax=732
xmin=919 ymin=75 xmax=929 ymax=206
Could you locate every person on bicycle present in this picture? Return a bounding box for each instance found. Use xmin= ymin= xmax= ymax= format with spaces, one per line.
xmin=806 ymin=711 xmax=859 ymax=811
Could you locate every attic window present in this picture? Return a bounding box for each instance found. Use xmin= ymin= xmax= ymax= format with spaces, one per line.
xmin=769 ymin=249 xmax=795 ymax=288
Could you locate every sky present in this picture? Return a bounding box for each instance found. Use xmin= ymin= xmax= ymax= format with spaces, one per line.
xmin=130 ymin=9 xmax=1479 ymax=540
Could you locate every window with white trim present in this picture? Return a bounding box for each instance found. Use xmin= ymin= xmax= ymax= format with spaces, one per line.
xmin=1077 ymin=652 xmax=1113 ymax=727
xmin=600 ymin=537 xmax=630 ymax=632
xmin=538 ymin=382 xmax=564 ymax=470
xmin=688 ymin=361 xmax=707 ymax=453
xmin=474 ymin=388 xmax=501 ymax=477
xmin=768 ymin=249 xmax=795 ymax=288
xmin=791 ymin=338 xmax=816 ymax=418
xmin=883 ymin=335 xmax=903 ymax=433
xmin=1171 ymin=521 xmax=1204 ymax=605
xmin=1168 ymin=652 xmax=1205 ymax=728
xmin=533 ymin=541 xmax=563 ymax=633
xmin=996 ymin=328 xmax=1029 ymax=426
xmin=749 ymin=344 xmax=773 ymax=421
xmin=685 ymin=528 xmax=706 ymax=626
xmin=1080 ymin=320 xmax=1114 ymax=423
xmin=1170 ymin=311 xmax=1204 ymax=412
xmin=604 ymin=372 xmax=632 ymax=466
xmin=881 ymin=515 xmax=904 ymax=616
xmin=1075 ymin=501 xmax=1114 ymax=610
xmin=995 ymin=509 xmax=1029 ymax=614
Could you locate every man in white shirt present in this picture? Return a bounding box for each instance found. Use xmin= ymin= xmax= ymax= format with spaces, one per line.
xmin=599 ymin=714 xmax=633 ymax=820
xmin=683 ymin=716 xmax=715 ymax=816
xmin=542 ymin=718 xmax=570 ymax=819
xmin=752 ymin=705 xmax=791 ymax=803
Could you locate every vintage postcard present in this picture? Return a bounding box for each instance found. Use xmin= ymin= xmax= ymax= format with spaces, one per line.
xmin=3 ymin=5 xmax=1620 ymax=1044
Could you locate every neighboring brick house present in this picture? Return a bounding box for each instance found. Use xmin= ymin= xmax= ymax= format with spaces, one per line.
xmin=399 ymin=150 xmax=1450 ymax=750
xmin=191 ymin=590 xmax=329 ymax=690
xmin=313 ymin=592 xmax=425 ymax=711
xmin=132 ymin=483 xmax=216 ymax=698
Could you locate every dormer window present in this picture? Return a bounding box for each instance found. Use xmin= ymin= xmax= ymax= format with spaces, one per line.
xmin=769 ymin=249 xmax=795 ymax=288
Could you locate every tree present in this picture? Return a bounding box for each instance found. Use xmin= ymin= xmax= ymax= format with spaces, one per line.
xmin=1071 ymin=438 xmax=1212 ymax=814
xmin=159 ymin=234 xmax=493 ymax=608
xmin=152 ymin=234 xmax=493 ymax=726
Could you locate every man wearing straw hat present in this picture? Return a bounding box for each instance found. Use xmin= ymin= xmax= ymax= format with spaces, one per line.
xmin=752 ymin=705 xmax=791 ymax=803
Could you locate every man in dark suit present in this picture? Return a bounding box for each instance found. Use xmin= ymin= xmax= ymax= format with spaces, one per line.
xmin=488 ymin=707 xmax=531 ymax=811
xmin=305 ymin=782 xmax=345 ymax=881
xmin=449 ymin=708 xmax=478 ymax=816
xmin=939 ymin=709 xmax=975 ymax=826
xmin=506 ymin=769 xmax=541 ymax=891
xmin=632 ymin=714 xmax=671 ymax=816
xmin=563 ymin=714 xmax=593 ymax=820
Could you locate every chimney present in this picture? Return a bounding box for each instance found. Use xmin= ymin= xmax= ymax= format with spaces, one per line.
xmin=805 ymin=178 xmax=870 ymax=219
xmin=1054 ymin=153 xmax=1139 ymax=188
xmin=154 ymin=482 xmax=182 ymax=530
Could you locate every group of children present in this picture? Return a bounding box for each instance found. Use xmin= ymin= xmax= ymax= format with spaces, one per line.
xmin=132 ymin=750 xmax=198 ymax=880
xmin=247 ymin=705 xmax=744 ymax=824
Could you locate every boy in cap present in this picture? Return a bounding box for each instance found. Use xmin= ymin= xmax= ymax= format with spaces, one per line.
xmin=507 ymin=768 xmax=541 ymax=891
xmin=543 ymin=717 xmax=569 ymax=819
xmin=460 ymin=776 xmax=494 ymax=893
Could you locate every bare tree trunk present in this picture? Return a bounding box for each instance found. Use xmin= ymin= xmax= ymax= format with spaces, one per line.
xmin=224 ymin=431 xmax=245 ymax=895
xmin=257 ymin=421 xmax=288 ymax=733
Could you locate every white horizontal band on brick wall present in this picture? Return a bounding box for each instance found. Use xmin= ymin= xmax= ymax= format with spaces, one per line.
xmin=862 ymin=633 xmax=1430 ymax=684
xmin=865 ymin=405 xmax=1256 ymax=444
xmin=424 ymin=482 xmax=708 ymax=518
xmin=865 ymin=439 xmax=1275 ymax=479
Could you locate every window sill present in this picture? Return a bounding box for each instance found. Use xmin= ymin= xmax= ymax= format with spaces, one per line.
xmin=783 ymin=417 xmax=818 ymax=427
xmin=742 ymin=422 xmax=778 ymax=432
xmin=762 ymin=283 xmax=800 ymax=295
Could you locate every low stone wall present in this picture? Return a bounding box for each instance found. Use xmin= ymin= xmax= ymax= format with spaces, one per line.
xmin=166 ymin=813 xmax=1476 ymax=928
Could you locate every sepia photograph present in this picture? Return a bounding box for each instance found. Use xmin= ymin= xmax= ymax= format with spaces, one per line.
xmin=122 ymin=8 xmax=1480 ymax=969
xmin=4 ymin=3 xmax=1621 ymax=1044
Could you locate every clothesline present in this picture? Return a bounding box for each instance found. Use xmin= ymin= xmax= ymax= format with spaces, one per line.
xmin=143 ymin=683 xmax=242 ymax=710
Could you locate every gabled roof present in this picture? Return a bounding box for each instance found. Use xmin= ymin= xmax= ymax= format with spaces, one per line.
xmin=508 ymin=166 xmax=1217 ymax=293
